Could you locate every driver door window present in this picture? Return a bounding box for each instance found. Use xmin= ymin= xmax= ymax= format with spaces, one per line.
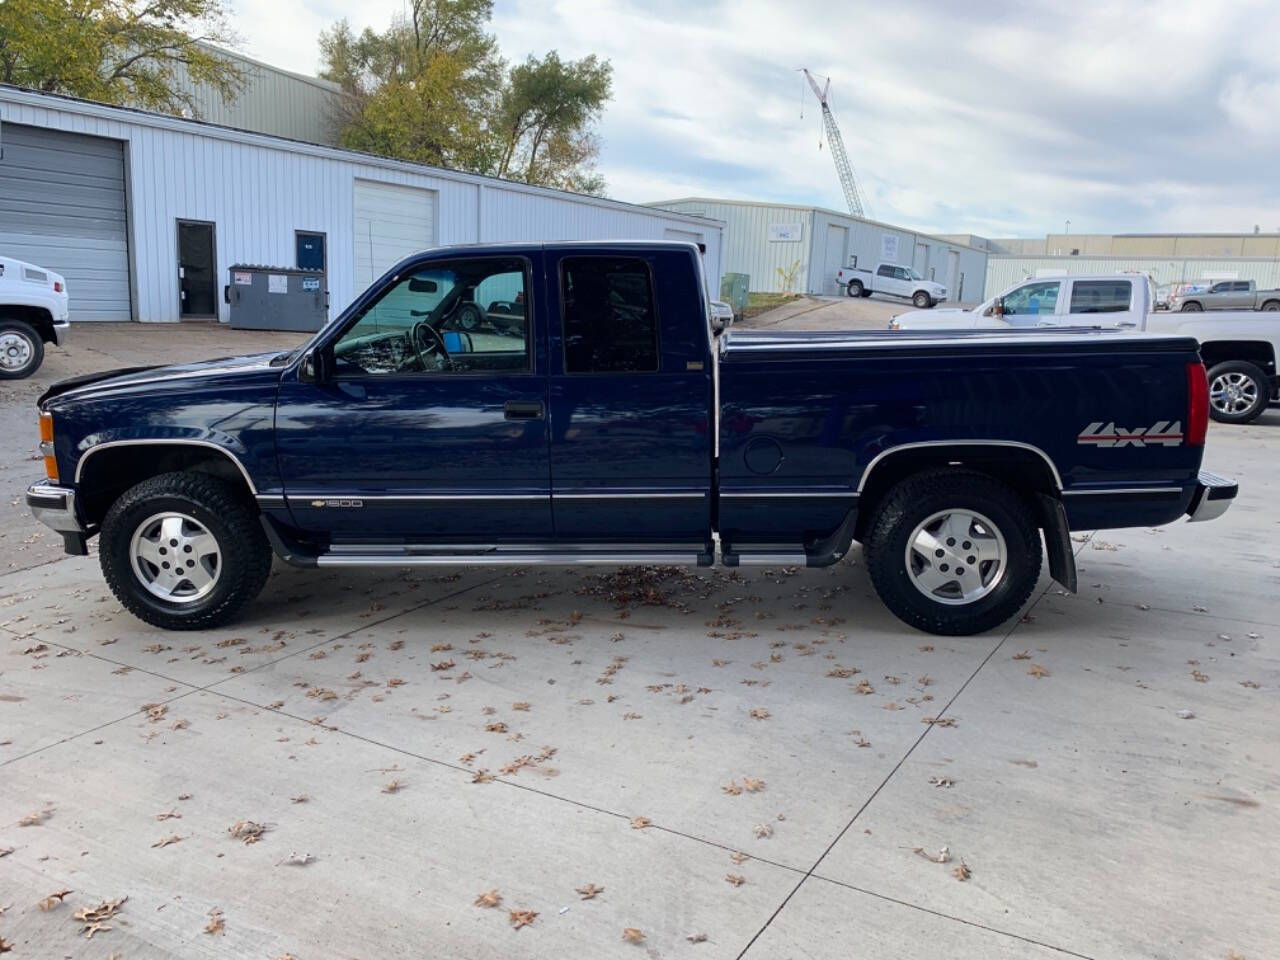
xmin=1000 ymin=281 xmax=1060 ymax=322
xmin=333 ymin=258 xmax=530 ymax=376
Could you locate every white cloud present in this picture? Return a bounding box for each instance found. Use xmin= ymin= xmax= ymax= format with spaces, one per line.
xmin=225 ymin=0 xmax=1280 ymax=236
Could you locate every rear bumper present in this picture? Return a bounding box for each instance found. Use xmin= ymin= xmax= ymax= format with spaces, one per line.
xmin=1186 ymin=470 xmax=1237 ymax=522
xmin=50 ymin=319 xmax=70 ymax=346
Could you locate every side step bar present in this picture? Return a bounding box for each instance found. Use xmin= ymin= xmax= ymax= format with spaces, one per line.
xmin=317 ymin=551 xmax=710 ymax=567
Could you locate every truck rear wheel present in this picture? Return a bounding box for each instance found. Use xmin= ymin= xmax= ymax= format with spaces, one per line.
xmin=100 ymin=472 xmax=272 ymax=630
xmin=864 ymin=469 xmax=1042 ymax=636
xmin=1206 ymin=360 xmax=1268 ymax=424
xmin=0 ymin=319 xmax=43 ymax=380
xmin=846 ymin=280 xmax=864 ymax=298
xmin=1180 ymin=301 xmax=1203 ymax=312
xmin=912 ymin=291 xmax=933 ymax=309
xmin=1261 ymin=300 xmax=1280 ymax=312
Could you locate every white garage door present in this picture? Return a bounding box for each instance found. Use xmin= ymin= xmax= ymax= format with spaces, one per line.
xmin=353 ymin=180 xmax=437 ymax=288
xmin=0 ymin=123 xmax=131 ymax=322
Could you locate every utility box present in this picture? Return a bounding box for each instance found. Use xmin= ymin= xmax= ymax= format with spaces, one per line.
xmin=225 ymin=265 xmax=327 ymax=331
xmin=720 ymin=272 xmax=749 ymax=320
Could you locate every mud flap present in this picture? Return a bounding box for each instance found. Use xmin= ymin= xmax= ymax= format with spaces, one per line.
xmin=1037 ymin=494 xmax=1077 ymax=594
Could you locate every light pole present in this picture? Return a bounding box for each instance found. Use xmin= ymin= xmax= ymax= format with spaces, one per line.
xmin=1064 ymin=219 xmax=1071 ymax=235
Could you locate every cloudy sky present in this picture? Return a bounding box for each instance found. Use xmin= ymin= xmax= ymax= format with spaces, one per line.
xmin=227 ymin=0 xmax=1280 ymax=239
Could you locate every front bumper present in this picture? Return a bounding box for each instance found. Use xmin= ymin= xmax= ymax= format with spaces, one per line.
xmin=50 ymin=319 xmax=70 ymax=347
xmin=27 ymin=481 xmax=89 ymax=554
xmin=1186 ymin=470 xmax=1237 ymax=522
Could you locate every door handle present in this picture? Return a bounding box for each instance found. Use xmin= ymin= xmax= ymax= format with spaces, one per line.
xmin=504 ymin=401 xmax=544 ymax=421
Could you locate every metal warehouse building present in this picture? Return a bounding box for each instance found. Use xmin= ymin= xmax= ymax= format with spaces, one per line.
xmin=650 ymin=198 xmax=989 ymax=303
xmin=0 ymin=85 xmax=724 ymax=324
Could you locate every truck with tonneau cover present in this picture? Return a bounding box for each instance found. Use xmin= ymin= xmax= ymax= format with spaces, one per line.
xmin=28 ymin=242 xmax=1237 ymax=636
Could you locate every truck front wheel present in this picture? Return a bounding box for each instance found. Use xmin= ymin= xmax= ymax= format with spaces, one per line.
xmin=846 ymin=280 xmax=864 ymax=298
xmin=0 ymin=319 xmax=44 ymax=380
xmin=1180 ymin=301 xmax=1203 ymax=312
xmin=1206 ymin=360 xmax=1268 ymax=424
xmin=100 ymin=472 xmax=272 ymax=630
xmin=912 ymin=291 xmax=933 ymax=309
xmin=864 ymin=469 xmax=1042 ymax=636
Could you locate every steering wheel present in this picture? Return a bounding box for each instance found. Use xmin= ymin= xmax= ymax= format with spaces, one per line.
xmin=410 ymin=321 xmax=451 ymax=371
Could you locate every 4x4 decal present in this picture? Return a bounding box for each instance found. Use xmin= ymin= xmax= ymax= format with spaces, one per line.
xmin=1077 ymin=421 xmax=1183 ymax=448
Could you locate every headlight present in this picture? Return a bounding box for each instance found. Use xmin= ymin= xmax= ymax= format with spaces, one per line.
xmin=888 ymin=319 xmax=901 ymax=330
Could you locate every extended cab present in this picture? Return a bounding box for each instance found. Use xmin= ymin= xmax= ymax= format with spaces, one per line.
xmin=837 ymin=261 xmax=947 ymax=308
xmin=1 ymin=255 xmax=70 ymax=379
xmin=1169 ymin=279 xmax=1280 ymax=313
xmin=892 ymin=273 xmax=1280 ymax=424
xmin=29 ymin=242 xmax=1235 ymax=637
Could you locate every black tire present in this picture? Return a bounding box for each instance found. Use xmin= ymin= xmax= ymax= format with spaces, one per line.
xmin=456 ymin=304 xmax=483 ymax=331
xmin=0 ymin=319 xmax=44 ymax=380
xmin=1180 ymin=301 xmax=1203 ymax=312
xmin=864 ymin=469 xmax=1042 ymax=636
xmin=860 ymin=288 xmax=873 ymax=298
xmin=1206 ymin=360 xmax=1269 ymax=424
xmin=100 ymin=472 xmax=272 ymax=630
xmin=912 ymin=291 xmax=933 ymax=309
xmin=847 ymin=280 xmax=864 ymax=298
xmin=1261 ymin=300 xmax=1280 ymax=312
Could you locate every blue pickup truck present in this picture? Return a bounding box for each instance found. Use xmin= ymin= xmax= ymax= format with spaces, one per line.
xmin=28 ymin=242 xmax=1237 ymax=636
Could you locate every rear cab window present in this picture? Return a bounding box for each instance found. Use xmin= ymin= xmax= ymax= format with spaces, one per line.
xmin=561 ymin=257 xmax=659 ymax=373
xmin=1068 ymin=280 xmax=1131 ymax=314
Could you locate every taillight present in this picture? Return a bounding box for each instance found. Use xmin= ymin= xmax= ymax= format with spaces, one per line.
xmin=53 ymin=281 xmax=64 ymax=293
xmin=39 ymin=412 xmax=58 ymax=482
xmin=1186 ymin=362 xmax=1208 ymax=446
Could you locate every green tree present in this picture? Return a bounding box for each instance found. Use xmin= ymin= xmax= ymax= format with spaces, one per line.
xmin=319 ymin=0 xmax=612 ymax=194
xmin=0 ymin=0 xmax=245 ymax=115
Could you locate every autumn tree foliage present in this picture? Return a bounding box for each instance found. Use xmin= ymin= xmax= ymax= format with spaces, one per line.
xmin=319 ymin=0 xmax=613 ymax=195
xmin=0 ymin=0 xmax=244 ymax=115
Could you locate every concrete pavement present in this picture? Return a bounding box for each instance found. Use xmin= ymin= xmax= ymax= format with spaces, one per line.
xmin=0 ymin=324 xmax=1276 ymax=959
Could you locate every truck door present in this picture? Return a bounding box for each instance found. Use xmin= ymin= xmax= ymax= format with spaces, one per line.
xmin=1231 ymin=281 xmax=1253 ymax=309
xmin=876 ymin=263 xmax=899 ymax=296
xmin=1063 ymin=278 xmax=1137 ymax=327
xmin=544 ymin=248 xmax=713 ymax=542
xmin=274 ymin=253 xmax=552 ymax=541
xmin=998 ymin=280 xmax=1063 ymax=326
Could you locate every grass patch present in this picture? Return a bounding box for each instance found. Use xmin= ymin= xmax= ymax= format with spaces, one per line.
xmin=743 ymin=292 xmax=803 ymax=320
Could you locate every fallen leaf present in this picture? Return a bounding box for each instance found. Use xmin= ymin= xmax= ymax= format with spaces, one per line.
xmin=38 ymin=889 xmax=72 ymax=911
xmin=152 ymin=835 xmax=182 ymax=848
xmin=205 ymin=907 xmax=225 ymax=935
xmin=725 ymin=873 xmax=746 ymax=886
xmin=227 ymin=820 xmax=266 ymax=844
xmin=722 ymin=780 xmax=742 ymax=796
xmin=1191 ymin=670 xmax=1209 ymax=683
xmin=953 ymin=861 xmax=972 ymax=881
xmin=742 ymin=777 xmax=765 ymax=793
xmin=622 ymin=927 xmax=645 ymax=944
xmin=290 ymin=795 xmax=309 ymax=804
xmin=509 ymin=909 xmax=538 ymax=930
xmin=1028 ymin=664 xmax=1050 ymax=679
xmin=929 ymin=776 xmax=955 ymax=788
xmin=730 ymin=851 xmax=749 ymax=865
xmin=432 ymin=659 xmax=456 ymax=671
xmin=512 ymin=701 xmax=531 ymax=711
xmin=629 ymin=816 xmax=652 ymax=829
xmin=73 ymin=897 xmax=126 ymax=939
xmin=382 ymin=780 xmax=402 ymax=794
xmin=922 ymin=716 xmax=957 ymax=728
xmin=155 ymin=809 xmax=181 ymax=821
xmin=474 ymin=889 xmax=502 ymax=908
xmin=1011 ymin=650 xmax=1031 ymax=660
xmin=752 ymin=823 xmax=773 ymax=839
xmin=0 ymin=938 xmax=10 ymax=953
xmin=576 ymin=883 xmax=604 ymax=900
xmin=18 ymin=807 xmax=52 ymax=827
xmin=485 ymin=721 xmax=509 ymax=733
xmin=913 ymin=845 xmax=951 ymax=863
xmin=471 ymin=769 xmax=495 ymax=784
xmin=277 ymin=852 xmax=315 ymax=866
xmin=749 ymin=708 xmax=770 ymax=720
xmin=686 ymin=932 xmax=708 ymax=943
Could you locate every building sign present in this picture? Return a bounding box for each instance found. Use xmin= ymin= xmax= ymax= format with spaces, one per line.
xmin=233 ymin=271 xmax=252 ymax=285
xmin=268 ymin=274 xmax=288 ymax=294
xmin=768 ymin=223 xmax=803 ymax=242
xmin=880 ymin=233 xmax=900 ymax=263
xmin=301 ymin=277 xmax=321 ymax=291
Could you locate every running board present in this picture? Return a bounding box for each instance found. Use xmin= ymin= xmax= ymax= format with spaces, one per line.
xmin=316 ymin=550 xmax=710 ymax=567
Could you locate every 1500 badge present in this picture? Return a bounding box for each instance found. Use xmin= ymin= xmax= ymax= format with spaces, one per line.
xmin=1077 ymin=421 xmax=1183 ymax=448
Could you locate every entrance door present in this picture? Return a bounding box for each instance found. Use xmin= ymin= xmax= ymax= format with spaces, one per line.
xmin=177 ymin=221 xmax=216 ymax=318
xmin=823 ymin=224 xmax=848 ymax=295
xmin=296 ymin=232 xmax=326 ymax=271
xmin=275 ymin=253 xmax=552 ymax=542
xmin=946 ymin=250 xmax=960 ymax=298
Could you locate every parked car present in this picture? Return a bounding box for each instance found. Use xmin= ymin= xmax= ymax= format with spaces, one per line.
xmin=837 ymin=261 xmax=947 ymax=308
xmin=1169 ymin=279 xmax=1280 ymax=312
xmin=1 ymin=255 xmax=70 ymax=379
xmin=29 ymin=242 xmax=1235 ymax=637
xmin=891 ymin=273 xmax=1280 ymax=423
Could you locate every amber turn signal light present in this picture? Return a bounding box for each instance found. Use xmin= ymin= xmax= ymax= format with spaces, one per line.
xmin=39 ymin=412 xmax=58 ymax=482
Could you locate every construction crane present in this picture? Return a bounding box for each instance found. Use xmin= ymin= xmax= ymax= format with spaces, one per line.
xmin=800 ymin=69 xmax=867 ymax=218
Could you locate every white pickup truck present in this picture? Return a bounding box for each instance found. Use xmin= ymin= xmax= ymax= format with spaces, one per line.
xmin=1 ymin=255 xmax=70 ymax=379
xmin=890 ymin=273 xmax=1280 ymax=424
xmin=837 ymin=261 xmax=947 ymax=308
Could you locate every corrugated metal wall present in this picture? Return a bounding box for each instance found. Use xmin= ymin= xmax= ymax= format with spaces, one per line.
xmin=164 ymin=47 xmax=347 ymax=146
xmin=654 ymin=200 xmax=813 ymax=295
xmin=0 ymin=89 xmax=723 ymax=324
xmin=986 ymin=256 xmax=1280 ymax=295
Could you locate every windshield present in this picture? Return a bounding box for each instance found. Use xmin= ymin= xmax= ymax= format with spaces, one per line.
xmin=905 ymin=267 xmax=923 ymax=281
